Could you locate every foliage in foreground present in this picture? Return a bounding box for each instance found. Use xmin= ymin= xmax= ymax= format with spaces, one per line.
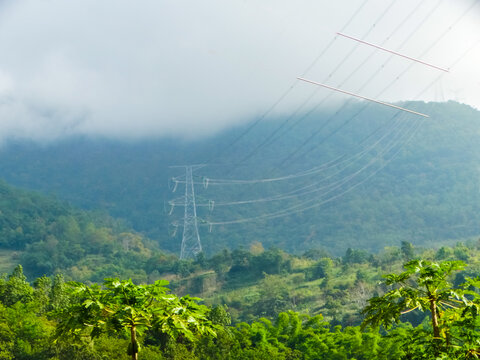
xmin=55 ymin=278 xmax=216 ymax=360
xmin=2 ymin=258 xmax=480 ymax=359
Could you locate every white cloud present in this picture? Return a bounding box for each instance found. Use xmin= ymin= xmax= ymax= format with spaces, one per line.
xmin=0 ymin=0 xmax=478 ymax=142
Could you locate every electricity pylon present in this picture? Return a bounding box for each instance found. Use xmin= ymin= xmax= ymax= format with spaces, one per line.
xmin=170 ymin=165 xmax=203 ymax=259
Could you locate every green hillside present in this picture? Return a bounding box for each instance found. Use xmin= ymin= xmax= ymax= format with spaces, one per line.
xmin=2 ymin=177 xmax=480 ymax=359
xmin=1 ymin=177 xmax=478 ymax=328
xmin=0 ymin=101 xmax=479 ymax=256
xmin=2 ymin=173 xmax=479 ymax=331
xmin=162 ymin=241 xmax=480 ymax=326
xmin=0 ymin=180 xmax=178 ymax=282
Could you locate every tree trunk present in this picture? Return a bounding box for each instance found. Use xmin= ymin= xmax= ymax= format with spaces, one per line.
xmin=131 ymin=326 xmax=138 ymax=360
xmin=429 ymin=297 xmax=440 ymax=338
xmin=429 ymin=296 xmax=441 ymax=354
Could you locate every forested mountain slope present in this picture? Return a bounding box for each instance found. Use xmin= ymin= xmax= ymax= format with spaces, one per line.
xmin=0 ymin=101 xmax=479 ymax=255
xmin=0 ymin=180 xmax=178 ymax=282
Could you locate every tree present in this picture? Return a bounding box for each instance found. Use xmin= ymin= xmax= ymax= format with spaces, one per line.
xmin=255 ymin=274 xmax=292 ymax=317
xmin=0 ymin=265 xmax=33 ymax=306
xmin=0 ymin=301 xmax=54 ymax=359
xmin=56 ymin=278 xmax=217 ymax=360
xmin=400 ymin=241 xmax=414 ymax=261
xmin=362 ymin=259 xmax=469 ymax=356
xmin=50 ymin=274 xmax=69 ymax=312
xmin=343 ymin=248 xmax=369 ymax=264
xmin=309 ymin=257 xmax=332 ymax=280
xmin=33 ymin=275 xmax=51 ymax=314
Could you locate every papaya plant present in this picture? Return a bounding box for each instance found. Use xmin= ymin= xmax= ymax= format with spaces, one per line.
xmin=55 ymin=278 xmax=216 ymax=360
xmin=361 ymin=260 xmax=472 ymax=357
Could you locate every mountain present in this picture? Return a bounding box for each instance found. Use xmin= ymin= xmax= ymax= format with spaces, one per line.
xmin=0 ymin=101 xmax=479 ymax=256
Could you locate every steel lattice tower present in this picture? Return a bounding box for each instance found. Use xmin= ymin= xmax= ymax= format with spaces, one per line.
xmin=179 ymin=165 xmax=202 ymax=259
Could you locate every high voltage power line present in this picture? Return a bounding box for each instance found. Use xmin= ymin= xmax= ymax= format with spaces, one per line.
xmin=275 ymin=0 xmax=448 ymax=169
xmin=214 ymin=0 xmax=477 ymax=176
xmin=169 ymin=0 xmax=480 ymax=257
xmin=229 ymin=0 xmax=400 ymax=168
xmin=170 ymin=120 xmax=405 ymax=209
xmin=202 ymin=115 xmax=422 ymax=226
xmin=197 ymin=35 xmax=480 ymax=227
xmin=193 ymin=0 xmax=413 ymax=220
xmin=204 ymin=0 xmax=372 ymax=167
xmin=233 ymin=0 xmax=427 ymax=168
xmin=170 ymin=0 xmax=375 ymax=257
xmin=194 ymin=117 xmax=408 ymax=207
xmin=172 ymin=113 xmax=406 ymax=188
xmin=275 ymin=0 xmax=479 ymax=170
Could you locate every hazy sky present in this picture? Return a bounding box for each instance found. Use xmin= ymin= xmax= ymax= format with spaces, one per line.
xmin=0 ymin=0 xmax=479 ymax=142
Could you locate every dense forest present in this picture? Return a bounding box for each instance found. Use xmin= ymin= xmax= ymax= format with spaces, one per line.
xmin=0 ymin=101 xmax=479 ymax=256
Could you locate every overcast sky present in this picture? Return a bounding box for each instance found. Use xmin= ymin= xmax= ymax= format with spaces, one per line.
xmin=0 ymin=0 xmax=479 ymax=142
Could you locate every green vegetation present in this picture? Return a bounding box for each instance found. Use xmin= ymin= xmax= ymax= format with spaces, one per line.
xmin=3 ymin=176 xmax=480 ymax=333
xmin=363 ymin=260 xmax=480 ymax=359
xmin=0 ymin=179 xmax=479 ymax=358
xmin=55 ymin=278 xmax=216 ymax=360
xmin=1 ymin=101 xmax=480 ymax=357
xmin=0 ymin=179 xmax=178 ymax=283
xmin=2 ymin=254 xmax=480 ymax=359
xmin=165 ymin=241 xmax=480 ymax=328
xmin=0 ymin=101 xmax=479 ymax=255
xmin=3 ymin=178 xmax=480 ymax=332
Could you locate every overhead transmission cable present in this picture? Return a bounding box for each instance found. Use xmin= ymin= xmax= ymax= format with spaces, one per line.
xmin=176 ymin=0 xmax=450 ymax=205
xmin=199 ymin=25 xmax=480 ymax=227
xmin=204 ymin=114 xmax=421 ymax=226
xmin=257 ymin=24 xmax=480 ymax=212
xmin=171 ymin=114 xmax=412 ymax=224
xmin=191 ymin=0 xmax=439 ymax=186
xmin=276 ymin=0 xmax=448 ymax=168
xmin=235 ymin=0 xmax=399 ymax=166
xmin=174 ymin=0 xmax=404 ymax=188
xmin=204 ymin=0 xmax=371 ymax=166
xmin=190 ymin=35 xmax=480 ymax=224
xmin=220 ymin=119 xmax=408 ymax=205
xmin=241 ymin=0 xmax=427 ymax=164
xmin=171 ymin=115 xmax=406 ymax=207
xmin=219 ymin=38 xmax=479 ymax=222
xmin=172 ymin=109 xmax=404 ymax=187
xmin=201 ymin=114 xmax=420 ymax=225
xmin=278 ymin=0 xmax=477 ymax=169
xmin=203 ymin=0 xmax=473 ymax=191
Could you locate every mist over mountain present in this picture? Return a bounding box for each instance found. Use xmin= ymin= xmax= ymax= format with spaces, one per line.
xmin=0 ymin=101 xmax=479 ymax=256
xmin=1 ymin=1 xmax=479 ymax=143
